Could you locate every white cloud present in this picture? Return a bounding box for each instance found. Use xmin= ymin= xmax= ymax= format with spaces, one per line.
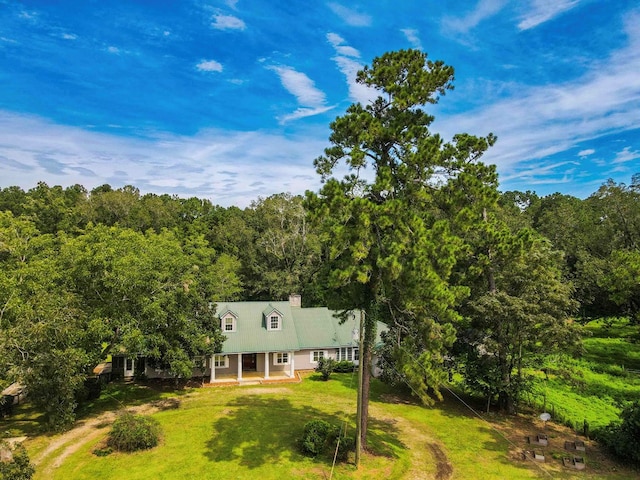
xmin=327 ymin=3 xmax=371 ymax=27
xmin=211 ymin=14 xmax=246 ymax=30
xmin=434 ymin=10 xmax=640 ymax=186
xmin=578 ymin=149 xmax=595 ymax=157
xmin=443 ymin=0 xmax=508 ymax=33
xmin=268 ymin=66 xmax=326 ymax=107
xmin=326 ymin=33 xmax=359 ymax=58
xmin=267 ymin=66 xmax=333 ymax=122
xmin=518 ymin=0 xmax=581 ymax=31
xmin=0 ymin=111 xmax=327 ymax=207
xmin=401 ymin=28 xmax=422 ymax=50
xmin=613 ymin=146 xmax=640 ymax=164
xmin=278 ymin=106 xmax=334 ymax=123
xmin=61 ymin=33 xmax=77 ymax=40
xmin=326 ymin=33 xmax=375 ymax=105
xmin=106 ymin=46 xmax=120 ymax=54
xmin=196 ymin=59 xmax=223 ymax=72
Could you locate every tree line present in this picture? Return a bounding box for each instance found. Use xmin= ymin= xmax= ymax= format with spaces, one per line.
xmin=1 ymin=50 xmax=638 ymax=435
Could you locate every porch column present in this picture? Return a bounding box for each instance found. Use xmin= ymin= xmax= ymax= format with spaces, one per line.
xmin=209 ymin=355 xmax=216 ymax=382
xmin=237 ymin=353 xmax=243 ymax=380
xmin=289 ymin=351 xmax=295 ymax=378
xmin=264 ymin=352 xmax=270 ymax=379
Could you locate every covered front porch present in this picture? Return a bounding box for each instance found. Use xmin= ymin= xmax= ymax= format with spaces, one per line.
xmin=208 ymin=351 xmax=297 ymax=384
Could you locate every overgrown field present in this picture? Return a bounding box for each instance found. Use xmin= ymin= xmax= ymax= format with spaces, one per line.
xmin=528 ymin=317 xmax=640 ymax=432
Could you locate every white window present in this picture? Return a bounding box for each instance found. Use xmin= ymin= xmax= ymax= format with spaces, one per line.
xmin=337 ymin=347 xmax=359 ymax=362
xmin=214 ymin=355 xmax=229 ymax=368
xmin=268 ymin=314 xmax=280 ymax=330
xmin=222 ymin=316 xmax=236 ymax=332
xmin=274 ymin=352 xmax=289 ymax=365
xmin=310 ymin=350 xmax=326 ymax=363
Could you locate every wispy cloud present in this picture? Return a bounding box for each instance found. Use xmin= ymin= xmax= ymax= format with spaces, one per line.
xmin=434 ymin=10 xmax=640 ymax=188
xmin=327 ymin=3 xmax=372 ymax=27
xmin=613 ymin=146 xmax=640 ymax=164
xmin=211 ymin=14 xmax=246 ymax=30
xmin=518 ymin=0 xmax=581 ymax=31
xmin=442 ymin=0 xmax=508 ymax=34
xmin=0 ymin=111 xmax=327 ymax=207
xmin=196 ymin=59 xmax=223 ymax=72
xmin=267 ymin=65 xmax=333 ymax=122
xmin=401 ymin=28 xmax=422 ymax=50
xmin=61 ymin=33 xmax=77 ymax=40
xmin=326 ymin=33 xmax=375 ymax=105
xmin=578 ymin=149 xmax=595 ymax=157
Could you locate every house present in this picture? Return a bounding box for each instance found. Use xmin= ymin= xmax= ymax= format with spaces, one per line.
xmin=114 ymin=295 xmax=386 ymax=383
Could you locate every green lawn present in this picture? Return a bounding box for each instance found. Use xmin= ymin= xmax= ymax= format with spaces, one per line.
xmin=4 ymin=318 xmax=639 ymax=479
xmin=6 ymin=372 xmax=634 ymax=480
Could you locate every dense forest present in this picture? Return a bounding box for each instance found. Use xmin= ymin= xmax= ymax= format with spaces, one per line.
xmin=0 ymin=176 xmax=637 ymax=426
xmin=0 ymin=50 xmax=638 ymax=441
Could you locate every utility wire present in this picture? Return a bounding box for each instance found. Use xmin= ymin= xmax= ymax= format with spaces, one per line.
xmin=377 ymin=351 xmax=556 ymax=479
xmin=329 ymin=359 xmax=358 ymax=480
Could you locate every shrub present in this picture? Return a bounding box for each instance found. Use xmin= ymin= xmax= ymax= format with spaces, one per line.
xmin=92 ymin=446 xmax=113 ymax=457
xmin=301 ymin=419 xmax=336 ymax=456
xmin=107 ymin=412 xmax=161 ymax=452
xmin=0 ymin=441 xmax=35 ymax=480
xmin=333 ymin=360 xmax=356 ymax=373
xmin=315 ymin=358 xmax=337 ymax=381
xmin=596 ymin=401 xmax=640 ymax=465
xmin=331 ymin=432 xmax=355 ymax=462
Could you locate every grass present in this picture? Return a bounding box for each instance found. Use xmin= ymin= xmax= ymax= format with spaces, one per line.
xmin=526 ymin=317 xmax=640 ymax=432
xmin=3 ymin=317 xmax=639 ymax=479
xmin=4 ymin=372 xmax=634 ymax=480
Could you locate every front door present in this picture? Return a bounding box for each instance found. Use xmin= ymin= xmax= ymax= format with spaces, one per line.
xmin=242 ymin=353 xmax=257 ymax=371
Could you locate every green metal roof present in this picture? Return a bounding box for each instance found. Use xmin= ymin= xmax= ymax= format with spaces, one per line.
xmin=215 ymin=301 xmax=386 ymax=354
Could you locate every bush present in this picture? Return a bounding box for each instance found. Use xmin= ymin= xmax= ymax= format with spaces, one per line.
xmin=596 ymin=401 xmax=640 ymax=465
xmin=315 ymin=358 xmax=337 ymax=381
xmin=301 ymin=419 xmax=336 ymax=456
xmin=333 ymin=360 xmax=356 ymax=373
xmin=0 ymin=441 xmax=35 ymax=480
xmin=107 ymin=412 xmax=161 ymax=452
xmin=331 ymin=432 xmax=355 ymax=462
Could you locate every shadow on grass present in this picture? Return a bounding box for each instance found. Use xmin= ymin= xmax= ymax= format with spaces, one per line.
xmin=0 ymin=381 xmax=188 ymax=438
xmin=365 ymin=417 xmax=406 ymax=458
xmin=204 ymin=394 xmax=406 ymax=469
xmin=76 ymin=381 xmax=185 ymax=418
xmin=0 ymin=402 xmax=44 ymax=438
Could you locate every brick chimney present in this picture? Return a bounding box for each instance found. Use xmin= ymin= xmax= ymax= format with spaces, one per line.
xmin=289 ymin=294 xmax=301 ymax=307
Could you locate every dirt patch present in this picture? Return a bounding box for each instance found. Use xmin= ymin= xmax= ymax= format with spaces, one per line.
xmin=380 ymin=394 xmax=419 ymax=405
xmin=32 ymin=400 xmax=175 ymax=478
xmin=371 ymin=406 xmax=449 ymax=480
xmin=482 ymin=409 xmax=638 ymax=477
xmin=428 ymin=442 xmax=453 ymax=480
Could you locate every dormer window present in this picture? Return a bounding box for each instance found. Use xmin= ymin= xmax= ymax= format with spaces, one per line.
xmin=221 ymin=314 xmax=236 ymax=332
xmin=263 ymin=305 xmax=283 ymax=331
xmin=217 ymin=306 xmax=239 ymax=333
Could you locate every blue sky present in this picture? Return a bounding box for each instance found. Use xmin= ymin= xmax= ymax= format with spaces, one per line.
xmin=1 ymin=0 xmax=639 ymax=207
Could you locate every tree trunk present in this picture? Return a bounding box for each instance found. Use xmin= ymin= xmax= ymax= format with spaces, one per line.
xmin=360 ymin=312 xmax=377 ymax=449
